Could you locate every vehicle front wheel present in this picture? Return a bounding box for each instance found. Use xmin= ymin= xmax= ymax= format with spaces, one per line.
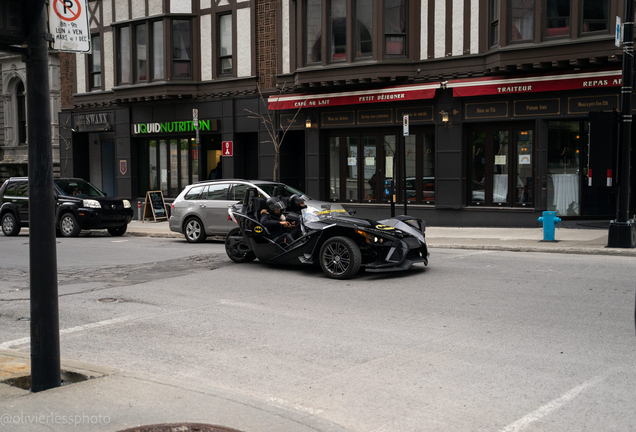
xmin=184 ymin=217 xmax=207 ymax=243
xmin=59 ymin=213 xmax=81 ymax=237
xmin=107 ymin=224 xmax=128 ymax=236
xmin=225 ymin=228 xmax=255 ymax=263
xmin=1 ymin=213 xmax=20 ymax=236
xmin=319 ymin=236 xmax=362 ymax=280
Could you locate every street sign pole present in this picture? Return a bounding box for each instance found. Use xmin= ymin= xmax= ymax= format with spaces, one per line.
xmin=27 ymin=0 xmax=61 ymax=392
xmin=193 ymin=109 xmax=201 ymax=180
xmin=608 ymin=0 xmax=636 ymax=248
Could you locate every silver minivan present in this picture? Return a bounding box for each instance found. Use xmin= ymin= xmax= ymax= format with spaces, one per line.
xmin=169 ymin=179 xmax=309 ymax=242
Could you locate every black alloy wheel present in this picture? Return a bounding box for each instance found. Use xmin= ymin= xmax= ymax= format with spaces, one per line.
xmin=107 ymin=224 xmax=128 ymax=236
xmin=59 ymin=213 xmax=81 ymax=237
xmin=1 ymin=213 xmax=20 ymax=236
xmin=184 ymin=217 xmax=207 ymax=243
xmin=225 ymin=228 xmax=256 ymax=263
xmin=319 ymin=236 xmax=362 ymax=279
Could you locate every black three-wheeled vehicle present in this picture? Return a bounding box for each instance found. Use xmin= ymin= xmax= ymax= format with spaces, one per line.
xmin=225 ymin=188 xmax=429 ymax=279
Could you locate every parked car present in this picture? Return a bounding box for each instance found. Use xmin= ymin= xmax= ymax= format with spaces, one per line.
xmin=169 ymin=179 xmax=326 ymax=243
xmin=0 ymin=177 xmax=133 ymax=237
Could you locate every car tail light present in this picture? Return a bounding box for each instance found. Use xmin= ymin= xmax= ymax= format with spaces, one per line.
xmin=171 ymin=203 xmax=175 ymax=209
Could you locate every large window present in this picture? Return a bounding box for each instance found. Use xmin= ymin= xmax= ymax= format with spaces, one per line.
xmin=118 ymin=26 xmax=131 ymax=83
xmin=509 ymin=0 xmax=534 ymax=42
xmin=219 ymin=14 xmax=233 ymax=75
xmin=545 ymin=0 xmax=570 ymax=38
xmin=582 ymin=0 xmax=609 ymax=33
xmin=89 ymin=34 xmax=102 ymax=89
xmin=384 ymin=0 xmax=406 ymax=56
xmin=172 ymin=19 xmax=192 ymax=78
xmin=116 ymin=21 xmax=165 ymax=85
xmin=328 ymin=128 xmax=435 ymax=204
xmin=145 ymin=137 xmax=199 ymax=198
xmin=490 ymin=0 xmax=499 ymax=46
xmin=469 ymin=124 xmax=534 ymax=207
xmin=303 ymin=0 xmax=405 ymax=65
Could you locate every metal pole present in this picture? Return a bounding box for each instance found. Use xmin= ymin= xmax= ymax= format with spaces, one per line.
xmin=27 ymin=0 xmax=61 ymax=392
xmin=617 ymin=1 xmax=634 ymax=223
xmin=402 ymin=135 xmax=407 ymax=215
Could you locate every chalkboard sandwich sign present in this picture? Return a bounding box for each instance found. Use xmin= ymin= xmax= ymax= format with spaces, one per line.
xmin=143 ymin=191 xmax=168 ymax=222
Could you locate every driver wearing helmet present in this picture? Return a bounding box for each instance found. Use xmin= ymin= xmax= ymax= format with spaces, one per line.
xmin=284 ymin=194 xmax=307 ymax=239
xmin=260 ymin=197 xmax=295 ymax=245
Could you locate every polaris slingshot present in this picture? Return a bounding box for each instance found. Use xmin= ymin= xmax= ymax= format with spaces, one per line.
xmin=225 ymin=188 xmax=429 ymax=279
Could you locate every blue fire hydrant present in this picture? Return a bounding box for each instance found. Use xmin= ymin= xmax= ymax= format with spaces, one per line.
xmin=537 ymin=211 xmax=561 ymax=241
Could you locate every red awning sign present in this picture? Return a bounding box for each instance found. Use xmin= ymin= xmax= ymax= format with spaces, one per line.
xmin=268 ymin=83 xmax=438 ymax=110
xmin=449 ymin=69 xmax=622 ymax=97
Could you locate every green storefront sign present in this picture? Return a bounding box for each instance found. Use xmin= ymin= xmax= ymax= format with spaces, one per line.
xmin=132 ymin=119 xmax=215 ymax=134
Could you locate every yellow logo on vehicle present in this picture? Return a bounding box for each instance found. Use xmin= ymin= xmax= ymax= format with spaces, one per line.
xmin=254 ymin=226 xmax=263 ymax=233
xmin=375 ymin=224 xmax=395 ymax=230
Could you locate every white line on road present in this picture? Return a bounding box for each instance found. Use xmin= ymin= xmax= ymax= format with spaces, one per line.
xmin=0 ymin=315 xmax=137 ymax=349
xmin=500 ymin=374 xmax=606 ymax=432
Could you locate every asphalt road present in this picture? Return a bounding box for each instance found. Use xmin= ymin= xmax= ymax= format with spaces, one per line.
xmin=1 ymin=234 xmax=635 ymax=431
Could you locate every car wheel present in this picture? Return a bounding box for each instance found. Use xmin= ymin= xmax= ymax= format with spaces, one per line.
xmin=1 ymin=213 xmax=20 ymax=236
xmin=225 ymin=228 xmax=256 ymax=263
xmin=59 ymin=213 xmax=81 ymax=237
xmin=319 ymin=236 xmax=362 ymax=280
xmin=184 ymin=217 xmax=207 ymax=243
xmin=107 ymin=224 xmax=128 ymax=236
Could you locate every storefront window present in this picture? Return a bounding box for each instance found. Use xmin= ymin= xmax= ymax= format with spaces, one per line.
xmin=170 ymin=139 xmax=178 ymax=196
xmin=470 ymin=124 xmax=534 ymax=207
xmin=345 ymin=137 xmax=358 ymax=201
xmin=493 ymin=130 xmax=509 ymax=204
xmin=383 ymin=135 xmax=396 ymax=203
xmin=329 ymin=137 xmax=340 ymax=200
xmin=405 ymin=135 xmax=416 ymax=202
xmin=181 ymin=139 xmax=189 ymax=192
xmin=363 ymin=136 xmax=377 ymax=201
xmin=159 ymin=140 xmax=168 ymax=195
xmin=422 ymin=133 xmax=435 ymax=204
xmin=547 ymin=121 xmax=580 ymax=216
xmin=149 ymin=140 xmax=158 ymax=190
xmin=471 ymin=132 xmax=486 ymax=203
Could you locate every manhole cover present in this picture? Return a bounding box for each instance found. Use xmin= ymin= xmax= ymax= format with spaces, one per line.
xmin=98 ymin=298 xmax=118 ymax=303
xmin=117 ymin=424 xmax=245 ymax=432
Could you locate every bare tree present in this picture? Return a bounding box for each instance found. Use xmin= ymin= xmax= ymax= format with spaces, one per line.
xmin=244 ymin=83 xmax=301 ymax=182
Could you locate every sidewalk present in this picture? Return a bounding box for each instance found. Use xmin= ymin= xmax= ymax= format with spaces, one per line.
xmin=127 ymin=220 xmax=636 ymax=257
xmin=0 ymin=350 xmax=353 ymax=432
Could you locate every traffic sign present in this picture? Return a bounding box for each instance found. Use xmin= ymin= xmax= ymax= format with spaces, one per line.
xmin=222 ymin=141 xmax=233 ymax=156
xmin=193 ymin=109 xmax=198 ymax=127
xmin=49 ymin=0 xmax=90 ymax=52
xmin=616 ymin=16 xmax=622 ymax=47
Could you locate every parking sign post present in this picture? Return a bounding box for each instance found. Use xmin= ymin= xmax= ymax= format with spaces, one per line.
xmin=402 ymin=115 xmax=409 ymax=215
xmin=27 ymin=0 xmax=62 ymax=392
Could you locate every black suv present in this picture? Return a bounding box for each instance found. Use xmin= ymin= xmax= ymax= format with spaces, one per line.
xmin=0 ymin=177 xmax=133 ymax=237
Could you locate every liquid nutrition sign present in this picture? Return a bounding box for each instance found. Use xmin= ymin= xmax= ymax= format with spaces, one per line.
xmin=49 ymin=0 xmax=90 ymax=52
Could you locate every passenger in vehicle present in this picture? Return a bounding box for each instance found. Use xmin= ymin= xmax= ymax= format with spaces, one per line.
xmin=260 ymin=197 xmax=295 ymax=245
xmin=284 ymin=194 xmax=306 ymax=240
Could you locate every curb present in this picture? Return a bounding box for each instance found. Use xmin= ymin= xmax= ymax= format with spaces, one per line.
xmin=427 ymin=243 xmax=636 ymax=257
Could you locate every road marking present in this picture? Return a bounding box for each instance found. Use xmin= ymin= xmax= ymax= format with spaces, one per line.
xmin=500 ymin=374 xmax=606 ymax=432
xmin=0 ymin=316 xmax=137 ymax=349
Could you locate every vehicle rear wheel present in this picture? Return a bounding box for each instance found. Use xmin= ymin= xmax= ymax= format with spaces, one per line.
xmin=184 ymin=217 xmax=207 ymax=243
xmin=225 ymin=228 xmax=256 ymax=263
xmin=107 ymin=224 xmax=128 ymax=236
xmin=319 ymin=236 xmax=362 ymax=280
xmin=59 ymin=213 xmax=81 ymax=237
xmin=1 ymin=213 xmax=20 ymax=236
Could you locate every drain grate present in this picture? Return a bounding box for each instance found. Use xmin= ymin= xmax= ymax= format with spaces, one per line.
xmin=116 ymin=424 xmax=246 ymax=432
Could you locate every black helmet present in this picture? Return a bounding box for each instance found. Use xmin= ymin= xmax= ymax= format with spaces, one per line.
xmin=266 ymin=197 xmax=285 ymax=214
xmin=288 ymin=194 xmax=306 ymax=212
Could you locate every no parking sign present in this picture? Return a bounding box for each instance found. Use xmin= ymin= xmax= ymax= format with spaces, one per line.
xmin=49 ymin=0 xmax=91 ymax=52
